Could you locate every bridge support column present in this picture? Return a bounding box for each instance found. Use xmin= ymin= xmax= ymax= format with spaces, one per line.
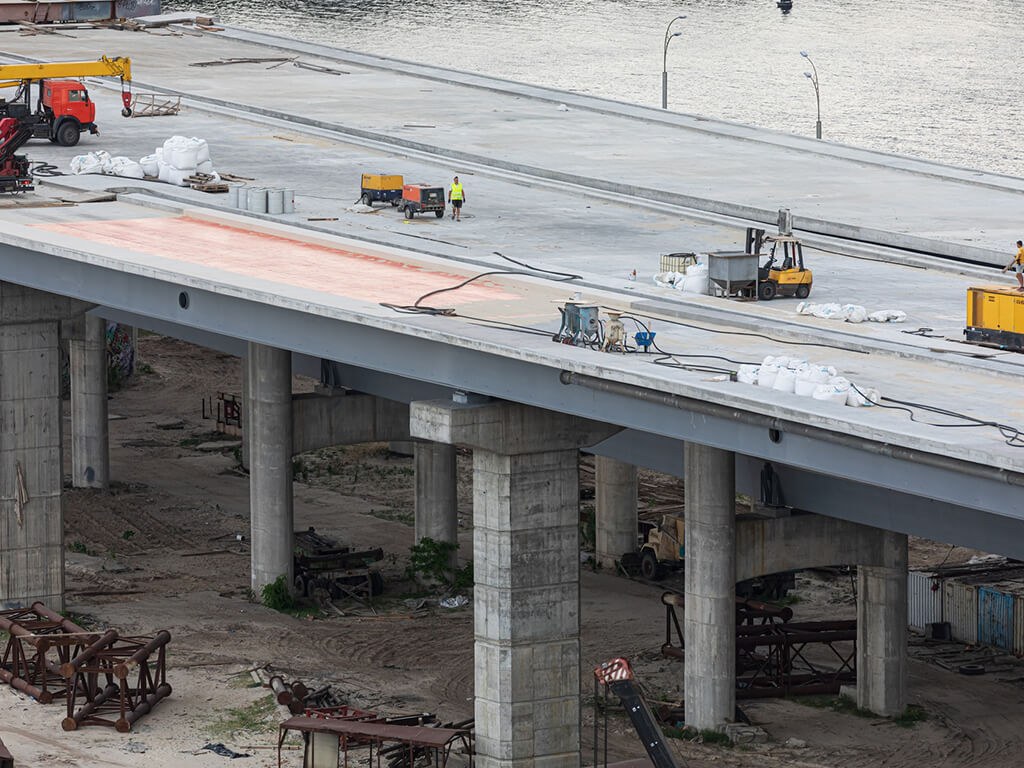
xmin=1 ymin=284 xmax=91 ymax=610
xmin=857 ymin=530 xmax=908 ymax=716
xmin=248 ymin=342 xmax=293 ymax=595
xmin=594 ymin=456 xmax=637 ymax=569
xmin=410 ymin=399 xmax=617 ymax=768
xmin=683 ymin=442 xmax=736 ymax=731
xmin=241 ymin=356 xmax=251 ymax=471
xmin=70 ymin=314 xmax=109 ymax=489
xmin=415 ymin=441 xmax=459 ymax=569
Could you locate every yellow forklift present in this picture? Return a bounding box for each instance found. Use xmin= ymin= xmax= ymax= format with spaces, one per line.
xmin=755 ymin=229 xmax=813 ymax=300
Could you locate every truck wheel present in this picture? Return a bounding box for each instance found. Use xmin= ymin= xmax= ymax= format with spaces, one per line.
xmin=758 ymin=281 xmax=777 ymax=301
xmin=55 ymin=121 xmax=80 ymax=147
xmin=640 ymin=549 xmax=663 ymax=581
xmin=404 ymin=206 xmax=413 ymax=219
xmin=435 ymin=210 xmax=444 ymax=218
xmin=361 ymin=192 xmax=371 ymax=206
xmin=795 ymin=284 xmax=810 ymax=299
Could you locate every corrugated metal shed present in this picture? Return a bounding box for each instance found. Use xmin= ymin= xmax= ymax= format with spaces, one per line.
xmin=1015 ymin=594 xmax=1024 ymax=655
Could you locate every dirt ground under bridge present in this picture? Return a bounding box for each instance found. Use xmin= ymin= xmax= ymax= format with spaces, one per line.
xmin=1 ymin=334 xmax=1022 ymax=768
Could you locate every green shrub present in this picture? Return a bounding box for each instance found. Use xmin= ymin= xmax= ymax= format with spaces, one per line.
xmin=261 ymin=575 xmax=295 ymax=612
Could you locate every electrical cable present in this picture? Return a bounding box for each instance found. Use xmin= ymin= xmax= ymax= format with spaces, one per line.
xmin=380 ymin=251 xmax=581 ymax=316
xmin=850 ymin=383 xmax=1024 ymax=447
xmin=29 ymin=161 xmax=63 ymax=177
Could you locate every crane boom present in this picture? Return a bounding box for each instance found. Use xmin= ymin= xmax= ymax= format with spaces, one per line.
xmin=0 ymin=56 xmax=131 ymax=83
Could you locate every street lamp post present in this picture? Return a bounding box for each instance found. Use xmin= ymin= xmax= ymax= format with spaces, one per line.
xmin=800 ymin=50 xmax=822 ymax=139
xmin=662 ymin=15 xmax=686 ymax=109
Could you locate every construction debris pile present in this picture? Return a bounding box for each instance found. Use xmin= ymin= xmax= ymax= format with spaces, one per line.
xmin=0 ymin=602 xmax=171 ymax=733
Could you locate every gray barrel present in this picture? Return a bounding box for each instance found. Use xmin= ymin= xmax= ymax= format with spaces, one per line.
xmin=227 ymin=185 xmax=240 ymax=207
xmin=282 ymin=189 xmax=295 ymax=213
xmin=247 ymin=187 xmax=268 ymax=214
xmin=234 ymin=186 xmax=249 ymax=210
xmin=267 ymin=188 xmax=284 ymax=215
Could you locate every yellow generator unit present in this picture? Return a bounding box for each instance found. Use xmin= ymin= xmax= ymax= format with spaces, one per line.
xmin=965 ymin=285 xmax=1024 ymax=351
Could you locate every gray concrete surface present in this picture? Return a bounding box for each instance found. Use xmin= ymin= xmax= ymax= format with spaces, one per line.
xmin=291 ymin=392 xmax=409 ymax=454
xmin=248 ymin=342 xmax=293 ymax=594
xmin=594 ymin=456 xmax=638 ymax=570
xmin=69 ymin=313 xmax=110 ymax=489
xmin=683 ymin=443 xmax=736 ymax=731
xmin=414 ymin=441 xmax=459 ymax=569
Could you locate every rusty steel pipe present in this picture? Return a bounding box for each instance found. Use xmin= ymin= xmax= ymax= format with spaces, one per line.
xmin=30 ymin=603 xmax=88 ymax=635
xmin=269 ymin=675 xmax=293 ymax=705
xmin=60 ymin=630 xmax=118 ymax=679
xmin=113 ymin=631 xmax=171 ymax=680
xmin=0 ymin=666 xmax=51 ymax=704
xmin=290 ymin=681 xmax=309 ymax=701
xmin=115 ymin=682 xmax=172 ymax=733
xmin=62 ymin=683 xmax=121 ymax=731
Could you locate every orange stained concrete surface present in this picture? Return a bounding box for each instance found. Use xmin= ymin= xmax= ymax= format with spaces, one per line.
xmin=34 ymin=216 xmax=522 ymax=309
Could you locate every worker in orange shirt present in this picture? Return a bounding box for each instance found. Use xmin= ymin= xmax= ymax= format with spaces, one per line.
xmin=448 ymin=176 xmax=466 ymax=221
xmin=1003 ymin=240 xmax=1024 ymax=291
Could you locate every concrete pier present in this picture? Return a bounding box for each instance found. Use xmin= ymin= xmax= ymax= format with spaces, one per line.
xmin=683 ymin=442 xmax=736 ymax=731
xmin=594 ymin=456 xmax=637 ymax=569
xmin=410 ymin=399 xmax=617 ymax=768
xmin=414 ymin=441 xmax=459 ymax=569
xmin=69 ymin=314 xmax=109 ymax=489
xmin=248 ymin=342 xmax=294 ymax=595
xmin=1 ymin=284 xmax=89 ymax=609
xmin=857 ymin=530 xmax=908 ymax=716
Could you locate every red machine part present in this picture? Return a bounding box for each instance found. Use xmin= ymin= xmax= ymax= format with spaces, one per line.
xmin=593 ymin=657 xmax=635 ymax=685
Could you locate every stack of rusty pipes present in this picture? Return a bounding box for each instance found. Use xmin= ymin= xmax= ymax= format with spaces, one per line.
xmin=62 ymin=630 xmax=172 ymax=732
xmin=0 ymin=602 xmax=95 ymax=703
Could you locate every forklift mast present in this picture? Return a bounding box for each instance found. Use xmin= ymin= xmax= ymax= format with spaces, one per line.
xmin=594 ymin=658 xmax=682 ymax=768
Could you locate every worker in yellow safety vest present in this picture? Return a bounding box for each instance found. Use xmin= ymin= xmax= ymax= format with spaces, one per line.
xmin=448 ymin=176 xmax=466 ymax=221
xmin=1003 ymin=239 xmax=1024 ymax=292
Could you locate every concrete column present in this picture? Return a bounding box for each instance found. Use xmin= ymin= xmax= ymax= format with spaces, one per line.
xmin=683 ymin=442 xmax=736 ymax=731
xmin=594 ymin=455 xmax=637 ymax=569
xmin=414 ymin=441 xmax=458 ymax=569
xmin=70 ymin=314 xmax=109 ymax=489
xmin=857 ymin=530 xmax=908 ymax=716
xmin=410 ymin=400 xmax=618 ymax=768
xmin=248 ymin=342 xmax=293 ymax=595
xmin=240 ymin=356 xmax=251 ymax=471
xmin=1 ymin=284 xmax=91 ymax=610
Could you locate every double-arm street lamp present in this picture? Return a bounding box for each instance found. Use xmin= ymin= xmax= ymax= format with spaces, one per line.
xmin=800 ymin=50 xmax=822 ymax=139
xmin=662 ymin=15 xmax=687 ymax=109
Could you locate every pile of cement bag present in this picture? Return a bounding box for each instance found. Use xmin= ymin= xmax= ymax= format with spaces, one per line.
xmin=69 ymin=150 xmax=145 ymax=179
xmin=735 ymin=354 xmax=881 ymax=408
xmin=69 ymin=136 xmax=218 ymax=186
xmin=653 ymin=261 xmax=709 ymax=294
xmin=796 ymin=301 xmax=906 ymax=324
xmin=139 ymin=136 xmax=218 ymax=186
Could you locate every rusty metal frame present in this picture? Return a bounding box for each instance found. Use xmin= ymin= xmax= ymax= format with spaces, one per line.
xmin=0 ymin=602 xmax=94 ymax=703
xmin=62 ymin=630 xmax=172 ymax=732
xmin=661 ymin=590 xmax=857 ymax=698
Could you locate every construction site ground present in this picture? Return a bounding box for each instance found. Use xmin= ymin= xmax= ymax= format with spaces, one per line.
xmin=0 ymin=336 xmax=1020 ymax=768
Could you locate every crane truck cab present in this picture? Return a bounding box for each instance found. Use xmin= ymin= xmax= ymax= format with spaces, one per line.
xmin=42 ymin=80 xmax=98 ymax=146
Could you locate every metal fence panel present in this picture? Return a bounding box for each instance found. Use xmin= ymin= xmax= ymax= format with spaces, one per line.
xmin=907 ymin=571 xmax=942 ymax=632
xmin=1015 ymin=594 xmax=1024 ymax=655
xmin=943 ymin=580 xmax=978 ymax=645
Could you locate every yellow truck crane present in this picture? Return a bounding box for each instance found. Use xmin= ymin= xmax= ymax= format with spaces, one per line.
xmin=0 ymin=57 xmax=132 ymax=147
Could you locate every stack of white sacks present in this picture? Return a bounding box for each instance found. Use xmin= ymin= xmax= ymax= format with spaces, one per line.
xmin=69 ymin=150 xmax=145 ymax=179
xmin=70 ymin=137 xmax=217 ymax=186
xmin=653 ymin=260 xmax=710 ymax=294
xmin=796 ymin=301 xmax=906 ymax=324
xmin=140 ymin=136 xmax=217 ymax=186
xmin=736 ymin=354 xmax=880 ymax=408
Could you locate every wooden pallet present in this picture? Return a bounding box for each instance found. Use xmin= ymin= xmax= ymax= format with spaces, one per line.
xmin=184 ymin=173 xmax=228 ymax=193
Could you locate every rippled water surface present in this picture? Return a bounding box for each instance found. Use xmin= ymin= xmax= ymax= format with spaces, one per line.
xmin=166 ymin=0 xmax=1024 ymax=175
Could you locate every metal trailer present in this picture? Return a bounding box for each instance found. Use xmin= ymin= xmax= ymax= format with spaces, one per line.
xmin=401 ymin=184 xmax=446 ymax=219
xmin=293 ymin=527 xmax=385 ymax=600
xmin=360 ymin=173 xmax=404 ymax=207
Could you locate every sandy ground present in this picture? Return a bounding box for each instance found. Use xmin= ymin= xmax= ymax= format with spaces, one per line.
xmin=1 ymin=335 xmax=1021 ymax=768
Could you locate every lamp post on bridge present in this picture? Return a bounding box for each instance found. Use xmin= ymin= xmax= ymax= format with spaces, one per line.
xmin=662 ymin=15 xmax=686 ymax=109
xmin=800 ymin=50 xmax=822 ymax=139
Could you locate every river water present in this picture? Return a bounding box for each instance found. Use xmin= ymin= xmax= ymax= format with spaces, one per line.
xmin=166 ymin=0 xmax=1024 ymax=177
